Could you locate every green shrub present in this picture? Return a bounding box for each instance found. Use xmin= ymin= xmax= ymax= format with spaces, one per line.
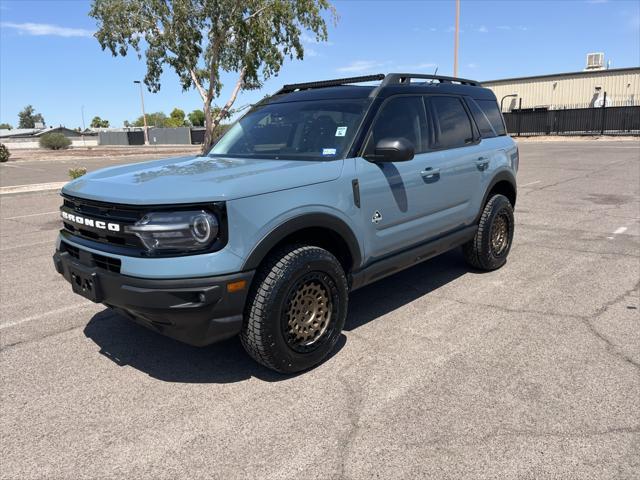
xmin=39 ymin=133 xmax=71 ymax=150
xmin=68 ymin=167 xmax=87 ymax=179
xmin=0 ymin=144 xmax=9 ymax=162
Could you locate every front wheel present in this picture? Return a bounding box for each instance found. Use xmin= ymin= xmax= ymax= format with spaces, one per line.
xmin=463 ymin=194 xmax=514 ymax=271
xmin=240 ymin=244 xmax=348 ymax=373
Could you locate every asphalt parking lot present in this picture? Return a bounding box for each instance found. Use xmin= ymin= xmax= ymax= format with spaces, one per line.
xmin=1 ymin=140 xmax=639 ymax=479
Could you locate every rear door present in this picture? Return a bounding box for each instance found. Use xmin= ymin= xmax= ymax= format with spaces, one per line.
xmin=423 ymin=95 xmax=485 ymax=228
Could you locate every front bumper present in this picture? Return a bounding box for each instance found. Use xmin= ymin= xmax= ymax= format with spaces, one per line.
xmin=53 ymin=249 xmax=254 ymax=346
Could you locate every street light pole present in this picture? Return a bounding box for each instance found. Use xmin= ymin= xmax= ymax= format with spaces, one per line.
xmin=133 ymin=80 xmax=149 ymax=145
xmin=453 ymin=0 xmax=460 ymax=77
xmin=500 ymin=93 xmax=518 ymax=112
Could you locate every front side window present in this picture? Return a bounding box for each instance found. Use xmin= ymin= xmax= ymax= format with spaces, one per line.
xmin=364 ymin=96 xmax=428 ymax=155
xmin=429 ymin=96 xmax=474 ymax=149
xmin=209 ymin=99 xmax=369 ymax=161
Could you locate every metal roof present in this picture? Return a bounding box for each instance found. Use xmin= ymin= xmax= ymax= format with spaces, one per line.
xmin=483 ymin=67 xmax=640 ymax=85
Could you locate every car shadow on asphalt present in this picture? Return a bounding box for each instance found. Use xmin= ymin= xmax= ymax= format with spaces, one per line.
xmin=83 ymin=249 xmax=469 ymax=384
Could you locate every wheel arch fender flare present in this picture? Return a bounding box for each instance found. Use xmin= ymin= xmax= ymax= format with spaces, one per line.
xmin=242 ymin=212 xmax=362 ymax=272
xmin=476 ymin=170 xmax=517 ymax=222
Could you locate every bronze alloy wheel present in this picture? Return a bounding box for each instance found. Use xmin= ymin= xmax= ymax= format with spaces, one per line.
xmin=283 ymin=273 xmax=333 ymax=352
xmin=490 ymin=211 xmax=510 ymax=257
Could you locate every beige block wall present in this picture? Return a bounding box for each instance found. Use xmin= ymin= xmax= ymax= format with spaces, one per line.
xmin=485 ymin=69 xmax=640 ymax=111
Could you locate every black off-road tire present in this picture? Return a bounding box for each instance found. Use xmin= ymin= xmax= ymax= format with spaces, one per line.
xmin=463 ymin=194 xmax=514 ymax=271
xmin=240 ymin=244 xmax=348 ymax=373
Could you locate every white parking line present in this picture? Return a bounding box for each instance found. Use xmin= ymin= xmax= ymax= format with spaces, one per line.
xmin=0 ymin=240 xmax=53 ymax=251
xmin=520 ymin=180 xmax=541 ymax=187
xmin=608 ymin=225 xmax=629 ymax=240
xmin=3 ymin=211 xmax=59 ymax=220
xmin=0 ymin=163 xmax=46 ymax=171
xmin=0 ymin=304 xmax=93 ymax=330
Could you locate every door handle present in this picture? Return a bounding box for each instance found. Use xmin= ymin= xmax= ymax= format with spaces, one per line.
xmin=476 ymin=157 xmax=490 ymax=171
xmin=420 ymin=167 xmax=440 ymax=180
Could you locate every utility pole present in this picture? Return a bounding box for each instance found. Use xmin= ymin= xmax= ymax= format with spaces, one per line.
xmin=133 ymin=80 xmax=149 ymax=145
xmin=453 ymin=0 xmax=460 ymax=77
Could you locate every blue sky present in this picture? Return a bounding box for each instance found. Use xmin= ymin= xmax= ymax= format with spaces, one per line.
xmin=1 ymin=0 xmax=638 ymax=128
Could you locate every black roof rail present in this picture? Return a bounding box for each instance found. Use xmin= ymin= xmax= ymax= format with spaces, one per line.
xmin=381 ymin=73 xmax=481 ymax=87
xmin=276 ymin=74 xmax=386 ymax=94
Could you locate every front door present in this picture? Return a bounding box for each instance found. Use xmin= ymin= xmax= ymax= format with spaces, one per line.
xmin=356 ymin=95 xmax=437 ymax=263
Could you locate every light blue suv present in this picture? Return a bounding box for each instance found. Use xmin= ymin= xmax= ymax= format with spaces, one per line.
xmin=53 ymin=73 xmax=518 ymax=373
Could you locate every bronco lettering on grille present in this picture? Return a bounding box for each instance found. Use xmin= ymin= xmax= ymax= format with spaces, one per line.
xmin=61 ymin=211 xmax=121 ymax=232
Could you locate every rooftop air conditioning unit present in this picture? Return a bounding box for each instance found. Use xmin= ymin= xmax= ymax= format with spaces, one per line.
xmin=585 ymin=52 xmax=605 ymax=71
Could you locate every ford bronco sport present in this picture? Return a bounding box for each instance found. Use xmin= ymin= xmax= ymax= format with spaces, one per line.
xmin=53 ymin=73 xmax=518 ymax=373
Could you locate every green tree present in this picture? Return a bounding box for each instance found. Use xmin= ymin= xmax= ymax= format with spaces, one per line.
xmin=166 ymin=108 xmax=187 ymax=127
xmin=133 ymin=112 xmax=167 ymax=128
xmin=90 ymin=0 xmax=335 ymax=151
xmin=0 ymin=123 xmax=12 ymax=130
xmin=18 ymin=105 xmax=45 ymax=129
xmin=188 ymin=109 xmax=205 ymax=127
xmin=90 ymin=116 xmax=110 ymax=128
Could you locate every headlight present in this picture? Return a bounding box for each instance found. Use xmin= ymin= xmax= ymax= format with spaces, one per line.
xmin=125 ymin=210 xmax=219 ymax=254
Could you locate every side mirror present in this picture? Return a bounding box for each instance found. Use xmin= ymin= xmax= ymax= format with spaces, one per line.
xmin=365 ymin=137 xmax=415 ymax=162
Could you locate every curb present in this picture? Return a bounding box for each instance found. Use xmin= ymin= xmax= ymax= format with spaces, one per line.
xmin=0 ymin=182 xmax=67 ymax=195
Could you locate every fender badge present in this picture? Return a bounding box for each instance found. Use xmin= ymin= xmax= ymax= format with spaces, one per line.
xmin=372 ymin=210 xmax=382 ymax=224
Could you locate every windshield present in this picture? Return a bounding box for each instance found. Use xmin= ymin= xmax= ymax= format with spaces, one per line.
xmin=209 ymin=98 xmax=369 ymax=161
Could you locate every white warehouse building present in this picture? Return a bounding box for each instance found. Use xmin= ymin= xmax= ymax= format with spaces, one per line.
xmin=484 ymin=66 xmax=640 ymax=112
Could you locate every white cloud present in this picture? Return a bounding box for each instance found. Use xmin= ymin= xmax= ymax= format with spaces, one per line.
xmin=496 ymin=25 xmax=511 ymax=30
xmin=300 ymin=32 xmax=333 ymax=46
xmin=396 ymin=62 xmax=438 ymax=71
xmin=477 ymin=25 xmax=488 ymax=33
xmin=586 ymin=0 xmax=608 ymax=4
xmin=517 ymin=25 xmax=528 ymax=31
xmin=467 ymin=63 xmax=478 ymax=69
xmin=304 ymin=47 xmax=319 ymax=57
xmin=1 ymin=22 xmax=93 ymax=37
xmin=429 ymin=27 xmax=437 ymax=32
xmin=337 ymin=60 xmax=385 ymax=73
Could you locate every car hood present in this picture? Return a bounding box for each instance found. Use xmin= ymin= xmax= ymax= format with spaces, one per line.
xmin=62 ymin=155 xmax=344 ymax=204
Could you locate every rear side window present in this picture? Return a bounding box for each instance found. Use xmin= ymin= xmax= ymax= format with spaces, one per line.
xmin=476 ymin=99 xmax=507 ymax=136
xmin=466 ymin=98 xmax=496 ymax=138
xmin=365 ymin=96 xmax=429 ymax=154
xmin=428 ymin=96 xmax=474 ymax=149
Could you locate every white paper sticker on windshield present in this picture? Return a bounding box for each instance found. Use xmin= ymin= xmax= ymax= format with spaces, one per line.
xmin=335 ymin=126 xmax=347 ymax=137
xmin=322 ymin=148 xmax=337 ymax=156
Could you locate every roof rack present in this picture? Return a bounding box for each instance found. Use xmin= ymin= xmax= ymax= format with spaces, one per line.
xmin=276 ymin=74 xmax=386 ymax=94
xmin=273 ymin=73 xmax=481 ymax=96
xmin=380 ymin=73 xmax=481 ymax=87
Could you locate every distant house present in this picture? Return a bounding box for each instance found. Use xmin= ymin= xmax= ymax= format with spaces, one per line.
xmin=0 ymin=126 xmax=87 ymax=140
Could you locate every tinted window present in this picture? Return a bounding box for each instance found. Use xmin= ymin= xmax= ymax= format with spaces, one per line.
xmin=429 ymin=96 xmax=474 ymax=149
xmin=365 ymin=96 xmax=428 ymax=154
xmin=210 ymin=99 xmax=368 ymax=160
xmin=477 ymin=99 xmax=507 ymax=136
xmin=467 ymin=98 xmax=496 ymax=138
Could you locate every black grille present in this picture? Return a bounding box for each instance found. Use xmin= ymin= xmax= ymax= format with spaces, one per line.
xmin=61 ymin=195 xmax=144 ymax=249
xmin=60 ymin=241 xmax=122 ymax=273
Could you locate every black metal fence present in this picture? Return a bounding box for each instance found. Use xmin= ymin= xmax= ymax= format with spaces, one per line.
xmin=503 ymin=105 xmax=640 ymax=137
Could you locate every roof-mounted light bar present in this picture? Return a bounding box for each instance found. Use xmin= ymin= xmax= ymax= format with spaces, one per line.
xmin=276 ymin=74 xmax=386 ymax=94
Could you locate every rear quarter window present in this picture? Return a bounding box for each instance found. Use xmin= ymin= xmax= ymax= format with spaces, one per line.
xmin=476 ymin=99 xmax=507 ymax=136
xmin=428 ymin=96 xmax=474 ymax=149
xmin=466 ymin=98 xmax=496 ymax=138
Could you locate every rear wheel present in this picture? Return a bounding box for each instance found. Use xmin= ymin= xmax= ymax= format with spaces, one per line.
xmin=463 ymin=194 xmax=514 ymax=271
xmin=240 ymin=244 xmax=348 ymax=373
